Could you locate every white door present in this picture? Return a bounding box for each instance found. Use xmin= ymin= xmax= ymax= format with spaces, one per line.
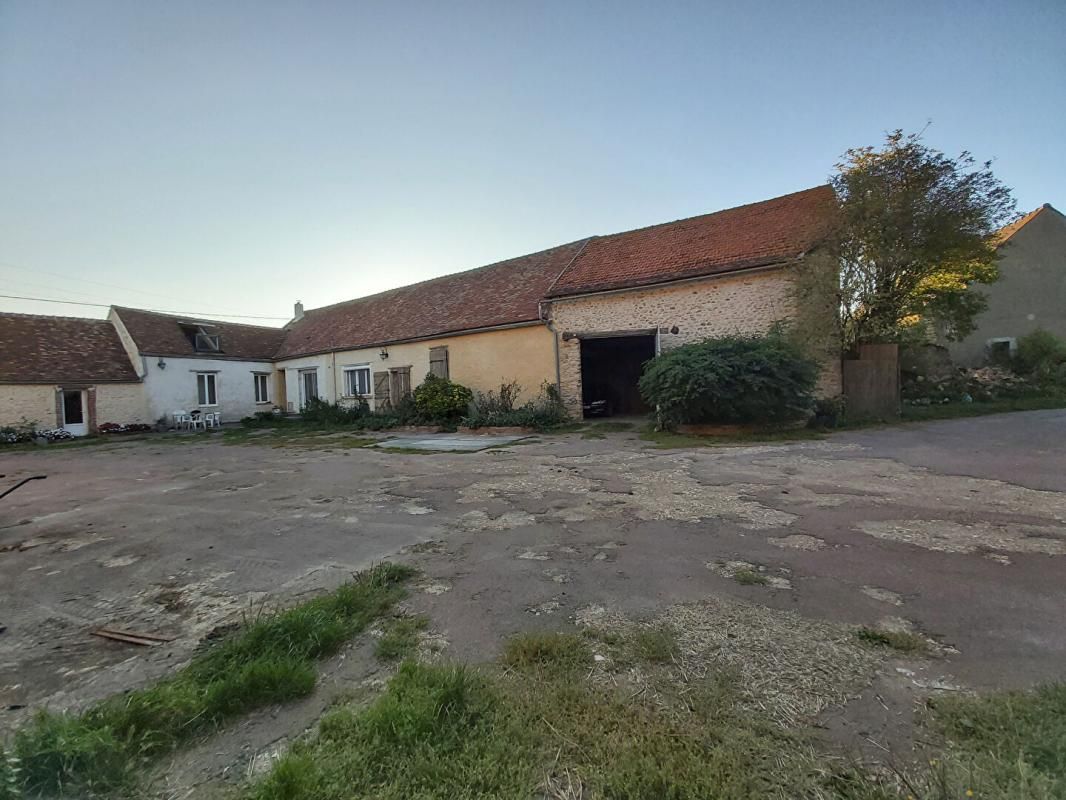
xmin=61 ymin=389 xmax=89 ymax=436
xmin=299 ymin=369 xmax=319 ymax=409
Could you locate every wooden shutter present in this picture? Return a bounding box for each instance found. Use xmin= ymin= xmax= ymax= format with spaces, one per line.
xmin=429 ymin=346 xmax=449 ymax=379
xmin=373 ymin=371 xmax=391 ymax=408
xmin=390 ymin=367 xmax=412 ymax=402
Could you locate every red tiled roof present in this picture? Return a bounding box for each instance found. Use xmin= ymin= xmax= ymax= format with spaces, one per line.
xmin=995 ymin=204 xmax=1057 ymax=246
xmin=546 ymin=185 xmax=837 ymax=298
xmin=0 ymin=313 xmax=140 ymax=384
xmin=113 ymin=307 xmax=286 ymax=360
xmin=275 ymin=240 xmax=589 ymax=359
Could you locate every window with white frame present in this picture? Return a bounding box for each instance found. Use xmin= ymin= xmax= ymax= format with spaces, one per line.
xmin=344 ymin=365 xmax=372 ymax=397
xmin=197 ymin=373 xmax=218 ymax=406
xmin=253 ymin=373 xmax=270 ymax=403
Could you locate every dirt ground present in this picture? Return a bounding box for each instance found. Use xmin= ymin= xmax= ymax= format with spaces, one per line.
xmin=2 ymin=410 xmax=1064 ymax=796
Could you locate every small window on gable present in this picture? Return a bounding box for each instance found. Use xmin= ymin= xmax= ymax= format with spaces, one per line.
xmin=344 ymin=365 xmax=372 ymax=397
xmin=180 ymin=322 xmax=222 ymax=353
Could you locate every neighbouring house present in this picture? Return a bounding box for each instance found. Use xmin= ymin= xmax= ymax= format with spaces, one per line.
xmin=273 ymin=241 xmax=587 ymax=411
xmin=0 ymin=313 xmax=148 ymax=434
xmin=542 ymin=186 xmax=841 ymax=417
xmin=108 ymin=307 xmax=287 ymax=424
xmin=945 ymin=203 xmax=1066 ymax=366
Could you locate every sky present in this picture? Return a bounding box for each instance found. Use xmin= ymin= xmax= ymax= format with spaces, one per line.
xmin=1 ymin=0 xmax=1063 ymax=326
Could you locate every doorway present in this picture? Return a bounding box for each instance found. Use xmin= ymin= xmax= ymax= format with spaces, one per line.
xmin=61 ymin=389 xmax=88 ymax=436
xmin=579 ymin=333 xmax=657 ymax=418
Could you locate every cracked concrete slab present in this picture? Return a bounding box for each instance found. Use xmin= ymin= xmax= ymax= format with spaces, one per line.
xmin=2 ymin=409 xmax=1065 ymax=786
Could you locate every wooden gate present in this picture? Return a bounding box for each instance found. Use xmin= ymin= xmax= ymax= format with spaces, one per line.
xmin=842 ymin=343 xmax=900 ymax=420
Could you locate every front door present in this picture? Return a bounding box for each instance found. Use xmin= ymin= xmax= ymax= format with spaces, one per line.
xmin=299 ymin=369 xmax=319 ymax=409
xmin=61 ymin=389 xmax=89 ymax=436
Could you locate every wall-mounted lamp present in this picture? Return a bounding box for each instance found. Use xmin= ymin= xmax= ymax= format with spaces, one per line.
xmin=379 ymin=348 xmax=389 ymax=360
xmin=157 ymin=358 xmax=167 ymax=370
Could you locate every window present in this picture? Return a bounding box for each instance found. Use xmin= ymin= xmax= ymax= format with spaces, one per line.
xmin=197 ymin=373 xmax=218 ymax=406
xmin=300 ymin=369 xmax=319 ymax=406
xmin=987 ymin=337 xmax=1016 ymax=365
xmin=344 ymin=365 xmax=372 ymax=397
xmin=180 ymin=323 xmax=222 ymax=353
xmin=254 ymin=373 xmax=270 ymax=403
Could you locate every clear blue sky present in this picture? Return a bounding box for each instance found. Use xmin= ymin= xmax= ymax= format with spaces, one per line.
xmin=1 ymin=0 xmax=1063 ymax=324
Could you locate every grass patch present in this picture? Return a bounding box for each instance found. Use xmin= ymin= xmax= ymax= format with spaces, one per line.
xmin=733 ymin=568 xmax=770 ymax=586
xmin=222 ymin=428 xmax=378 ymax=450
xmin=375 ymin=615 xmax=429 ymax=661
xmin=502 ymin=631 xmax=591 ymax=674
xmin=854 ymin=626 xmax=929 ymax=653
xmin=589 ymin=421 xmax=636 ymax=432
xmin=925 ymin=683 xmax=1066 ymax=798
xmin=640 ymin=425 xmax=824 ymax=449
xmin=6 ymin=563 xmax=415 ymax=797
xmin=631 ymin=624 xmax=679 ymax=664
xmin=900 ymin=394 xmax=1066 ymax=423
xmin=244 ymin=626 xmax=1066 ymax=800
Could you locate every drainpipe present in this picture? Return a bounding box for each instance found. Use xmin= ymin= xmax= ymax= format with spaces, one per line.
xmin=540 ymin=300 xmax=563 ymax=393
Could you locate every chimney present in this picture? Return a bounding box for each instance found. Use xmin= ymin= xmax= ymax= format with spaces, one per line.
xmin=294 ymin=301 xmax=304 ymax=321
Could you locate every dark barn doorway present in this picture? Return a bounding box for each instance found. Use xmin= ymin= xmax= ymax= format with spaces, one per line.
xmin=580 ymin=333 xmax=657 ymax=418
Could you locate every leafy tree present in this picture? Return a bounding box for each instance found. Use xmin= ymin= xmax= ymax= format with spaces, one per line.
xmin=826 ymin=130 xmax=1016 ymax=347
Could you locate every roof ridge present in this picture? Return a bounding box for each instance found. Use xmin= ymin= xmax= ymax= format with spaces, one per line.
xmin=299 ymin=238 xmax=590 ymax=317
xmin=111 ymin=305 xmax=284 ymax=331
xmin=591 ymin=185 xmax=834 ymax=243
xmin=0 ymin=310 xmax=109 ymax=324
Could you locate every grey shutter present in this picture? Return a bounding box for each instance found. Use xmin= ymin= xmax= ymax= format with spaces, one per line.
xmin=429 ymin=346 xmax=449 ymax=379
xmin=373 ymin=371 xmax=391 ymax=409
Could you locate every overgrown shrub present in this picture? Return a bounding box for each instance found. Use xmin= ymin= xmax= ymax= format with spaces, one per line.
xmin=1015 ymin=329 xmax=1066 ymax=383
xmin=413 ymin=374 xmax=473 ymax=422
xmin=463 ymin=382 xmax=568 ymax=430
xmin=639 ymin=332 xmax=819 ymax=428
xmin=300 ymin=397 xmax=370 ymax=426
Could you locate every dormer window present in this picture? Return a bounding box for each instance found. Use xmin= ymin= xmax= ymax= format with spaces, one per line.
xmin=180 ymin=322 xmax=223 ymax=353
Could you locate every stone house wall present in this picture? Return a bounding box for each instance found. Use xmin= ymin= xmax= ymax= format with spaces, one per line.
xmin=548 ymin=263 xmax=841 ymax=416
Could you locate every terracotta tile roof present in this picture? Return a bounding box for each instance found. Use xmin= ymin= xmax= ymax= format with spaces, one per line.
xmin=546 ymin=185 xmax=837 ymax=298
xmin=275 ymin=240 xmax=589 ymax=359
xmin=995 ymin=204 xmax=1058 ymax=246
xmin=113 ymin=307 xmax=286 ymax=360
xmin=0 ymin=313 xmax=140 ymax=384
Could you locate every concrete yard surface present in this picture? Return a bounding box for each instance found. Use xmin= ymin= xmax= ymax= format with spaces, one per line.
xmin=1 ymin=410 xmax=1064 ymax=793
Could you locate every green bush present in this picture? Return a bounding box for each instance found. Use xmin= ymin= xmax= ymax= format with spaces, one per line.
xmin=638 ymin=332 xmax=819 ymax=428
xmin=413 ymin=375 xmax=473 ymax=422
xmin=463 ymin=382 xmax=568 ymax=430
xmin=301 ymin=397 xmax=370 ymax=426
xmin=1015 ymin=329 xmax=1066 ymax=382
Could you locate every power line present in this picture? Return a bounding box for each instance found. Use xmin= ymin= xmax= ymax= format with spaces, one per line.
xmin=0 ymin=259 xmax=259 ymax=312
xmin=0 ymin=293 xmax=290 ymax=322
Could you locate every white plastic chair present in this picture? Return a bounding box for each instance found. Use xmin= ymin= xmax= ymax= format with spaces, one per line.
xmin=204 ymin=412 xmax=221 ymax=429
xmin=188 ymin=410 xmax=206 ymax=431
xmin=172 ymin=410 xmax=190 ymax=430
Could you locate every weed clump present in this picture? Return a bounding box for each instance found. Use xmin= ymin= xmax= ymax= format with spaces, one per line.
xmin=8 ymin=563 xmax=415 ymax=797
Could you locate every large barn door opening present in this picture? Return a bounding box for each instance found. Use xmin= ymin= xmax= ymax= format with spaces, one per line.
xmin=579 ymin=333 xmax=657 ymax=418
